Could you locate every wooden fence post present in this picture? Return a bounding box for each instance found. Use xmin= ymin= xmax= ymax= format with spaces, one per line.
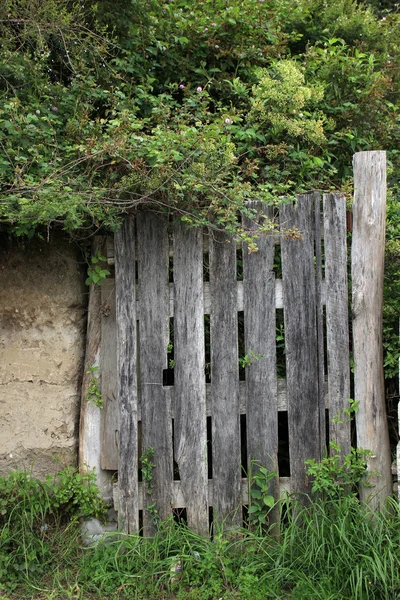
xmin=352 ymin=151 xmax=392 ymax=509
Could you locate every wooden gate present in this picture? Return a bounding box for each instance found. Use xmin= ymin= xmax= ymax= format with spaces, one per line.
xmin=80 ymin=191 xmax=354 ymax=534
xmin=79 ymin=150 xmax=392 ymax=534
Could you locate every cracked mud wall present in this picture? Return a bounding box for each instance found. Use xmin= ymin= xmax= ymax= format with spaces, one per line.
xmin=0 ymin=233 xmax=87 ymax=478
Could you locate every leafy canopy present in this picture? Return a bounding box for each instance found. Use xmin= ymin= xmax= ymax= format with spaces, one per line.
xmin=1 ymin=0 xmax=399 ymax=374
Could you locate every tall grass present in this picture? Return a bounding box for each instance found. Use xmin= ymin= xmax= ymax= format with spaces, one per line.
xmin=1 ymin=472 xmax=400 ymax=599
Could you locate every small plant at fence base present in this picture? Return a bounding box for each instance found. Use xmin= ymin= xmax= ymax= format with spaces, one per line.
xmin=305 ymin=446 xmax=376 ymax=500
xmin=247 ymin=461 xmax=277 ymax=530
xmin=0 ymin=467 xmax=107 ymax=590
xmin=85 ymin=364 xmax=103 ymax=408
xmin=141 ymin=446 xmax=160 ymax=524
xmin=306 ymin=399 xmax=377 ymax=500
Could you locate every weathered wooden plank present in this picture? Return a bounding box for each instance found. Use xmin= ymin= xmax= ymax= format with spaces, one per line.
xmin=100 ymin=277 xmax=118 ymax=470
xmin=106 ymin=277 xmax=326 ymax=316
xmin=137 ymin=213 xmax=173 ymax=534
xmin=280 ymin=195 xmax=320 ymax=496
xmin=242 ymin=203 xmax=279 ymax=509
xmin=314 ymin=192 xmax=326 ymax=459
xmin=114 ymin=216 xmax=139 ymax=533
xmin=136 ymin=379 xmax=329 ymax=421
xmin=352 ymin=151 xmax=392 ymax=508
xmin=113 ymin=477 xmax=291 ymax=512
xmin=79 ymin=237 xmax=110 ymax=494
xmin=173 ymin=223 xmax=208 ymax=534
xmin=323 ymin=193 xmax=351 ymax=457
xmin=210 ymin=230 xmax=241 ymax=524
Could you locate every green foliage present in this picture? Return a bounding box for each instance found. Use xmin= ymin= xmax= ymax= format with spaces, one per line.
xmin=85 ymin=364 xmax=103 ymax=408
xmin=238 ymin=349 xmax=263 ymax=369
xmin=306 ymin=445 xmax=374 ymax=499
xmin=0 ymin=467 xmax=107 ymax=590
xmin=247 ymin=462 xmax=277 ymax=530
xmin=85 ymin=252 xmax=110 ymax=286
xmin=141 ymin=446 xmax=156 ymax=496
xmin=5 ymin=494 xmax=400 ymax=599
xmin=140 ymin=446 xmax=159 ymax=524
xmin=0 ymin=0 xmax=399 ymax=375
xmin=306 ymin=398 xmax=375 ymax=500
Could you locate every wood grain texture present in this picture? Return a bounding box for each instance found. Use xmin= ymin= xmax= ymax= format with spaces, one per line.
xmin=100 ymin=277 xmax=118 ymax=470
xmin=115 ymin=216 xmax=139 ymax=533
xmin=242 ymin=203 xmax=279 ymax=508
xmin=352 ymin=151 xmax=392 ymax=508
xmin=173 ymin=222 xmax=208 ymax=534
xmin=323 ymin=193 xmax=351 ymax=457
xmin=137 ymin=213 xmax=173 ymax=534
xmin=314 ymin=193 xmax=326 ymax=459
xmin=210 ymin=230 xmax=241 ymax=524
xmin=135 ymin=378 xmax=329 ymax=421
xmin=113 ymin=477 xmax=292 ymax=512
xmin=280 ymin=195 xmax=320 ymax=496
xmin=79 ymin=237 xmax=110 ymax=493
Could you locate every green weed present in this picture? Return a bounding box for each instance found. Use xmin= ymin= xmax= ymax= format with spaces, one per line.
xmin=2 ymin=469 xmax=400 ymax=599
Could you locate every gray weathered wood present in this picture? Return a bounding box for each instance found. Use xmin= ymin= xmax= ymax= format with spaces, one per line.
xmin=79 ymin=237 xmax=110 ymax=494
xmin=135 ymin=378 xmax=329 ymax=421
xmin=210 ymin=230 xmax=241 ymax=524
xmin=323 ymin=193 xmax=351 ymax=457
xmin=314 ymin=193 xmax=326 ymax=459
xmin=137 ymin=213 xmax=173 ymax=534
xmin=280 ymin=195 xmax=320 ymax=496
xmin=115 ymin=216 xmax=139 ymax=533
xmin=113 ymin=477 xmax=292 ymax=513
xmin=125 ymin=279 xmax=328 ymax=316
xmin=352 ymin=151 xmax=392 ymax=508
xmin=100 ymin=277 xmax=118 ymax=470
xmin=173 ymin=223 xmax=208 ymax=534
xmin=243 ymin=203 xmax=279 ymax=510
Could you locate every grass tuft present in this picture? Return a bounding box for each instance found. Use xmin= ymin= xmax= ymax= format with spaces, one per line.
xmin=1 ymin=471 xmax=400 ymax=599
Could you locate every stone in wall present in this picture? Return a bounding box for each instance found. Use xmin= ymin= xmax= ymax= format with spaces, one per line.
xmin=0 ymin=232 xmax=87 ymax=478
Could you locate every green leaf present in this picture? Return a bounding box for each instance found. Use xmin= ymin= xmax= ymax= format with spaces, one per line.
xmin=263 ymin=495 xmax=275 ymax=508
xmin=248 ymin=505 xmax=259 ymax=514
xmin=250 ymin=489 xmax=262 ymax=499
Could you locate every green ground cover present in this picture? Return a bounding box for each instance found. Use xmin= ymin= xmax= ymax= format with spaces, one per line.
xmin=1 ymin=461 xmax=400 ymax=600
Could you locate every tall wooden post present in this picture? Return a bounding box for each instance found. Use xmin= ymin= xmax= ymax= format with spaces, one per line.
xmin=352 ymin=151 xmax=392 ymax=509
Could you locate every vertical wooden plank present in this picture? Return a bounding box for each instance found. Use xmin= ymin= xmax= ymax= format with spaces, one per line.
xmin=352 ymin=151 xmax=392 ymax=508
xmin=242 ymin=204 xmax=279 ymax=511
xmin=280 ymin=195 xmax=320 ymax=496
xmin=137 ymin=213 xmax=172 ymax=535
xmin=314 ymin=193 xmax=326 ymax=459
xmin=210 ymin=230 xmax=241 ymax=524
xmin=79 ymin=237 xmax=110 ymax=493
xmin=173 ymin=223 xmax=208 ymax=534
xmin=323 ymin=193 xmax=351 ymax=457
xmin=100 ymin=277 xmax=119 ymax=470
xmin=115 ymin=216 xmax=139 ymax=533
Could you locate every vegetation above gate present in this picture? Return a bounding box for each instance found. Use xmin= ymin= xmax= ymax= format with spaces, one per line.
xmin=0 ymin=0 xmax=399 ymax=372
